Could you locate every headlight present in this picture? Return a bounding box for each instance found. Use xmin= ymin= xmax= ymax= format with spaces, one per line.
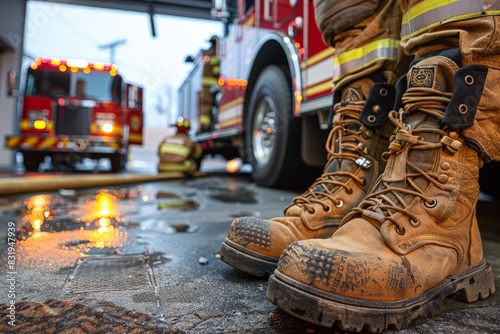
xmin=101 ymin=122 xmax=114 ymax=133
xmin=29 ymin=109 xmax=49 ymax=129
xmin=96 ymin=112 xmax=116 ymax=134
xmin=33 ymin=120 xmax=47 ymax=130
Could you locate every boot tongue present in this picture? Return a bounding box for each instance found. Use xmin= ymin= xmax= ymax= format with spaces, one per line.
xmin=312 ymin=78 xmax=373 ymax=192
xmin=382 ymin=57 xmax=458 ymax=196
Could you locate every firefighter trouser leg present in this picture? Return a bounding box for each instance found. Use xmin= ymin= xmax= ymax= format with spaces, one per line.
xmin=314 ymin=0 xmax=408 ymax=90
xmin=400 ymin=8 xmax=500 ymax=162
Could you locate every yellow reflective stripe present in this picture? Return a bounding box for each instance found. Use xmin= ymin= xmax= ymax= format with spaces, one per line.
xmin=200 ymin=115 xmax=211 ymax=126
xmin=305 ymin=47 xmax=336 ymax=68
xmin=24 ymin=137 xmax=39 ymax=147
xmin=333 ymin=39 xmax=399 ymax=82
xmin=39 ymin=138 xmax=58 ymax=148
xmin=6 ymin=137 xmax=21 ymax=147
xmin=160 ymin=143 xmax=191 ymax=157
xmin=158 ymin=160 xmax=192 ymax=172
xmin=305 ymin=79 xmax=333 ymax=98
xmin=202 ymin=77 xmax=218 ymax=87
xmin=129 ymin=133 xmax=142 ymax=142
xmin=193 ymin=144 xmax=203 ymax=159
xmin=209 ymin=57 xmax=219 ymax=66
xmin=402 ymin=0 xmax=500 ymax=40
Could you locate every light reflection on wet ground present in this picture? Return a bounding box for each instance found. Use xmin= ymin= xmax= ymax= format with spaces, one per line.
xmin=0 ymin=185 xmax=205 ymax=272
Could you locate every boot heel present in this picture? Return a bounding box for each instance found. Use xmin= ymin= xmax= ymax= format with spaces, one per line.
xmin=455 ymin=261 xmax=496 ymax=303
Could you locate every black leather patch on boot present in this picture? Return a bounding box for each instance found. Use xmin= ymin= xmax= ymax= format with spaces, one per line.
xmin=409 ymin=66 xmax=435 ymax=88
xmin=359 ymin=83 xmax=395 ymax=129
xmin=443 ymin=65 xmax=487 ymax=129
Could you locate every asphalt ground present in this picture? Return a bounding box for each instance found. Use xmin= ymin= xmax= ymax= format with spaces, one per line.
xmin=0 ymin=169 xmax=499 ymax=333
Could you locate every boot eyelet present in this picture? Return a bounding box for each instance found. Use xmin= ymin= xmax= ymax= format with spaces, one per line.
xmin=396 ymin=226 xmax=406 ymax=235
xmin=324 ymin=205 xmax=332 ymax=212
xmin=424 ymin=198 xmax=437 ymax=208
xmin=379 ymin=88 xmax=388 ymax=97
xmin=410 ymin=218 xmax=420 ymax=227
xmin=458 ymin=104 xmax=468 ymax=114
xmin=464 ymin=75 xmax=474 ymax=86
xmin=367 ymin=115 xmax=377 ymax=123
xmin=308 ymin=207 xmax=316 ymax=214
xmin=335 ymin=200 xmax=344 ymax=208
xmin=346 ymin=188 xmax=353 ymax=194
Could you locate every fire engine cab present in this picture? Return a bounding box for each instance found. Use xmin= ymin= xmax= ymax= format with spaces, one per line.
xmin=5 ymin=56 xmax=143 ymax=172
xmin=179 ymin=0 xmax=335 ymax=188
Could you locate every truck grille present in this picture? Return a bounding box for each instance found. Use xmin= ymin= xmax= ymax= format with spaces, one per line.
xmin=55 ymin=105 xmax=92 ymax=136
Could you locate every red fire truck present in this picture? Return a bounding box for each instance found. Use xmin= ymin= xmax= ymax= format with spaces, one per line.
xmin=5 ymin=56 xmax=143 ymax=172
xmin=179 ymin=0 xmax=334 ymax=188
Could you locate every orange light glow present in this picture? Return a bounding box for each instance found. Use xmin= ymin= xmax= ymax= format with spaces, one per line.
xmin=50 ymin=58 xmax=61 ymax=66
xmin=93 ymin=62 xmax=105 ymax=70
xmin=59 ymin=65 xmax=67 ymax=72
xmin=236 ymin=79 xmax=247 ymax=87
xmin=95 ymin=192 xmax=116 ymax=218
xmin=26 ymin=195 xmax=52 ymax=235
xmin=226 ymin=158 xmax=243 ymax=174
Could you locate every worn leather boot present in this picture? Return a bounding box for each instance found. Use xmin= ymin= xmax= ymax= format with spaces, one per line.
xmin=220 ymin=75 xmax=396 ymax=276
xmin=267 ymin=54 xmax=496 ymax=332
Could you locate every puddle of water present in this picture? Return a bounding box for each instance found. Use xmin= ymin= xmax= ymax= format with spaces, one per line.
xmin=3 ymin=185 xmax=202 ymax=269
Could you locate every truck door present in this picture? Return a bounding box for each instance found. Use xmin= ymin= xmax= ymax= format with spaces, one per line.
xmin=125 ymin=84 xmax=143 ymax=145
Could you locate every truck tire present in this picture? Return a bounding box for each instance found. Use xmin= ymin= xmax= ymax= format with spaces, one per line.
xmin=245 ymin=65 xmax=317 ymax=189
xmin=21 ymin=151 xmax=45 ymax=172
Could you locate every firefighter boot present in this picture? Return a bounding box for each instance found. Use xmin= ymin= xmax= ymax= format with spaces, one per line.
xmin=267 ymin=54 xmax=496 ymax=332
xmin=220 ymin=76 xmax=396 ymax=277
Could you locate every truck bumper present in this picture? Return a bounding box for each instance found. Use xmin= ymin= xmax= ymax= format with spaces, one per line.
xmin=5 ymin=135 xmax=126 ymax=154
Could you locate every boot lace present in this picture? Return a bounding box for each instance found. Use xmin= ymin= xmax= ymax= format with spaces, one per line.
xmin=351 ymin=86 xmax=460 ymax=234
xmin=286 ymin=100 xmax=371 ymax=214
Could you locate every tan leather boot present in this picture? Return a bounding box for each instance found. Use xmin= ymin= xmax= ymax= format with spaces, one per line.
xmin=220 ymin=76 xmax=396 ymax=276
xmin=267 ymin=55 xmax=496 ymax=332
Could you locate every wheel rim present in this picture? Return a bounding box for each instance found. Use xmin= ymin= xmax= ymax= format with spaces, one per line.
xmin=252 ymin=96 xmax=277 ymax=166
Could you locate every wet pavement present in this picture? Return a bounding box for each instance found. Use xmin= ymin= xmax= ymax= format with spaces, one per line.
xmin=0 ymin=173 xmax=499 ymax=333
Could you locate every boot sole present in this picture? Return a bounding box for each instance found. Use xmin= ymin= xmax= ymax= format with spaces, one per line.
xmin=267 ymin=259 xmax=495 ymax=333
xmin=220 ymin=239 xmax=278 ymax=277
